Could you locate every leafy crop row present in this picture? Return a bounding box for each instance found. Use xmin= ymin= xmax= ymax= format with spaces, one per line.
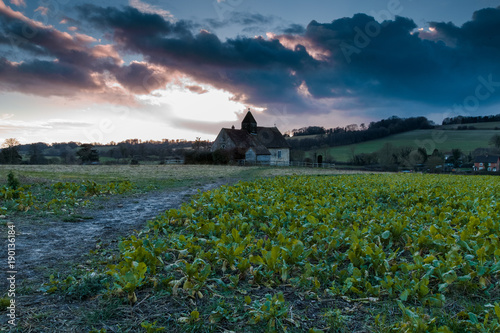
xmin=0 ymin=180 xmax=134 ymax=214
xmin=105 ymin=174 xmax=499 ymax=331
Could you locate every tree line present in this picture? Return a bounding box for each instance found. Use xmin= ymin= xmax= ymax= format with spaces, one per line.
xmin=288 ymin=116 xmax=434 ymax=150
xmin=442 ymin=114 xmax=500 ymax=125
xmin=0 ymin=138 xmax=210 ymax=165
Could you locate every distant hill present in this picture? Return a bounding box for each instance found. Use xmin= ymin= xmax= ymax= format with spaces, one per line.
xmin=287 ymin=116 xmax=433 ymax=151
xmin=305 ymin=128 xmax=499 ymax=163
xmin=440 ymin=121 xmax=500 ymax=130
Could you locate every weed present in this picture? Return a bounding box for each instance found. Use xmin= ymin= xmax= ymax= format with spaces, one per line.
xmin=7 ymin=171 xmax=20 ymax=190
xmin=323 ymin=309 xmax=348 ymax=333
xmin=84 ymin=298 xmax=121 ymax=323
xmin=0 ymin=297 xmax=10 ymax=310
xmin=107 ymin=260 xmax=147 ymax=304
xmin=247 ymin=292 xmax=292 ymax=332
xmin=62 ymin=214 xmax=94 ymax=222
xmin=141 ymin=320 xmax=165 ymax=332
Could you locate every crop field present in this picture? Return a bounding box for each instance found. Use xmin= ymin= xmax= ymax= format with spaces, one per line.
xmin=0 ymin=165 xmax=368 ymax=223
xmin=30 ymin=173 xmax=499 ymax=332
xmin=0 ymin=164 xmax=366 ymax=187
xmin=0 ymin=164 xmax=251 ymax=189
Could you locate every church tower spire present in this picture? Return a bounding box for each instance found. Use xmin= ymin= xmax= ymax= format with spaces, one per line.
xmin=241 ymin=108 xmax=257 ymax=134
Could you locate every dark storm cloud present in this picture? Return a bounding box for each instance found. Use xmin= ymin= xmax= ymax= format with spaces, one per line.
xmin=0 ymin=1 xmax=175 ymax=99
xmin=78 ymin=4 xmax=193 ymax=38
xmin=0 ymin=2 xmax=119 ymax=96
xmin=301 ymin=10 xmax=500 ymax=106
xmin=3 ymin=0 xmax=500 ymax=115
xmin=76 ymin=4 xmax=500 ymax=114
xmin=282 ymin=23 xmax=305 ymax=34
xmin=114 ymin=61 xmax=171 ymax=94
xmin=75 ymin=4 xmax=318 ymax=112
xmin=0 ymin=57 xmax=103 ymax=95
xmin=205 ymin=11 xmax=275 ymax=29
xmin=423 ymin=7 xmax=500 ymax=55
xmin=0 ymin=32 xmax=48 ymax=56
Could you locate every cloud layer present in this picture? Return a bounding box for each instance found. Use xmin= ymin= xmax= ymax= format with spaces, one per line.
xmin=2 ymin=1 xmax=500 ymax=116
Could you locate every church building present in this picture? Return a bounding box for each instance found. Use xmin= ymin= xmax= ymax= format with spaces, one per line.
xmin=211 ymin=110 xmax=290 ymax=165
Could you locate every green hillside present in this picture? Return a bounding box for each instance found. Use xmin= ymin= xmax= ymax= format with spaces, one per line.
xmin=304 ymin=128 xmax=499 ymax=162
xmin=440 ymin=121 xmax=500 ymax=130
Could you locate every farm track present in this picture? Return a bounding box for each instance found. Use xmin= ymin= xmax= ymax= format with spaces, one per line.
xmin=0 ymin=180 xmax=233 ymax=330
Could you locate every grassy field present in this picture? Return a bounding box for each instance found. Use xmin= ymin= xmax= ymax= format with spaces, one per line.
xmin=17 ymin=173 xmax=499 ymax=332
xmin=0 ymin=164 xmax=371 ymax=188
xmin=0 ymin=164 xmax=374 ymax=221
xmin=304 ymin=129 xmax=499 ymax=162
xmin=440 ymin=121 xmax=500 ymax=130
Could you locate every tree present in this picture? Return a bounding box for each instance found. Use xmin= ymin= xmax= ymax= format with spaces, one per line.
xmin=409 ymin=150 xmax=425 ymax=167
xmin=426 ymin=155 xmax=444 ymax=173
xmin=60 ymin=148 xmax=76 ymax=164
xmin=417 ymin=147 xmax=428 ymax=163
xmin=77 ymin=144 xmax=99 ymax=164
xmin=193 ymin=137 xmax=202 ymax=151
xmin=29 ymin=144 xmax=48 ymax=164
xmin=451 ymin=148 xmax=463 ymax=167
xmin=377 ymin=143 xmax=397 ymax=166
xmin=489 ymin=134 xmax=500 ymax=149
xmin=398 ymin=146 xmax=413 ymax=167
xmin=2 ymin=138 xmax=20 ymax=148
xmin=1 ymin=138 xmax=22 ymax=164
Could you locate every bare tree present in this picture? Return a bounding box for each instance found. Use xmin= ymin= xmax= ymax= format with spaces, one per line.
xmin=489 ymin=134 xmax=500 ymax=149
xmin=1 ymin=138 xmax=20 ymax=148
xmin=1 ymin=138 xmax=22 ymax=164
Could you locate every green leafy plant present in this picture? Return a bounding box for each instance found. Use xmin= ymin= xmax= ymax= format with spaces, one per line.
xmin=323 ymin=309 xmax=348 ymax=333
xmin=107 ymin=261 xmax=147 ymax=304
xmin=7 ymin=171 xmax=20 ymax=190
xmin=141 ymin=320 xmax=165 ymax=332
xmin=247 ymin=292 xmax=293 ymax=332
xmin=0 ymin=297 xmax=10 ymax=310
xmin=178 ymin=310 xmax=201 ymax=324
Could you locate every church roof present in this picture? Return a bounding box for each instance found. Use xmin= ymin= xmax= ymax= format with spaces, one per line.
xmin=256 ymin=127 xmax=290 ymax=148
xmin=248 ymin=146 xmax=271 ymax=155
xmin=223 ymin=128 xmax=257 ymax=148
xmin=220 ymin=126 xmax=288 ymax=154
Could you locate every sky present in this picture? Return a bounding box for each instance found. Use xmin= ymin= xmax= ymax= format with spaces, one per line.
xmin=1 ymin=0 xmax=500 ymax=144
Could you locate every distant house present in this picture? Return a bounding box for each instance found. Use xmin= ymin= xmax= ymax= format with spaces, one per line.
xmin=211 ymin=110 xmax=290 ymax=165
xmin=473 ymin=155 xmax=500 ymax=172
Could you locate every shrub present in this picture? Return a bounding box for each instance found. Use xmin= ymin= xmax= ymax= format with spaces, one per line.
xmin=7 ymin=171 xmax=20 ymax=190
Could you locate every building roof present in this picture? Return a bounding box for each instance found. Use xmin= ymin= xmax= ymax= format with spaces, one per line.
xmin=220 ymin=126 xmax=288 ymax=155
xmin=256 ymin=127 xmax=290 ymax=148
xmin=248 ymin=146 xmax=271 ymax=155
xmin=474 ymin=155 xmax=500 ymax=163
xmin=223 ymin=128 xmax=256 ymax=148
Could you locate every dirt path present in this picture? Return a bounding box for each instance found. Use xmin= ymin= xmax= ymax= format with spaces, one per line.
xmin=1 ymin=181 xmax=226 ymax=300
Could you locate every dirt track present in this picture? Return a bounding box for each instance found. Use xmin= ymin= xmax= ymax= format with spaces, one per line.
xmin=0 ymin=182 xmax=227 ymax=329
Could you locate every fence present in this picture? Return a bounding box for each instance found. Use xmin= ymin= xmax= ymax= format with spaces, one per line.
xmin=237 ymin=160 xmax=336 ymax=168
xmin=164 ymin=159 xmax=184 ymax=165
